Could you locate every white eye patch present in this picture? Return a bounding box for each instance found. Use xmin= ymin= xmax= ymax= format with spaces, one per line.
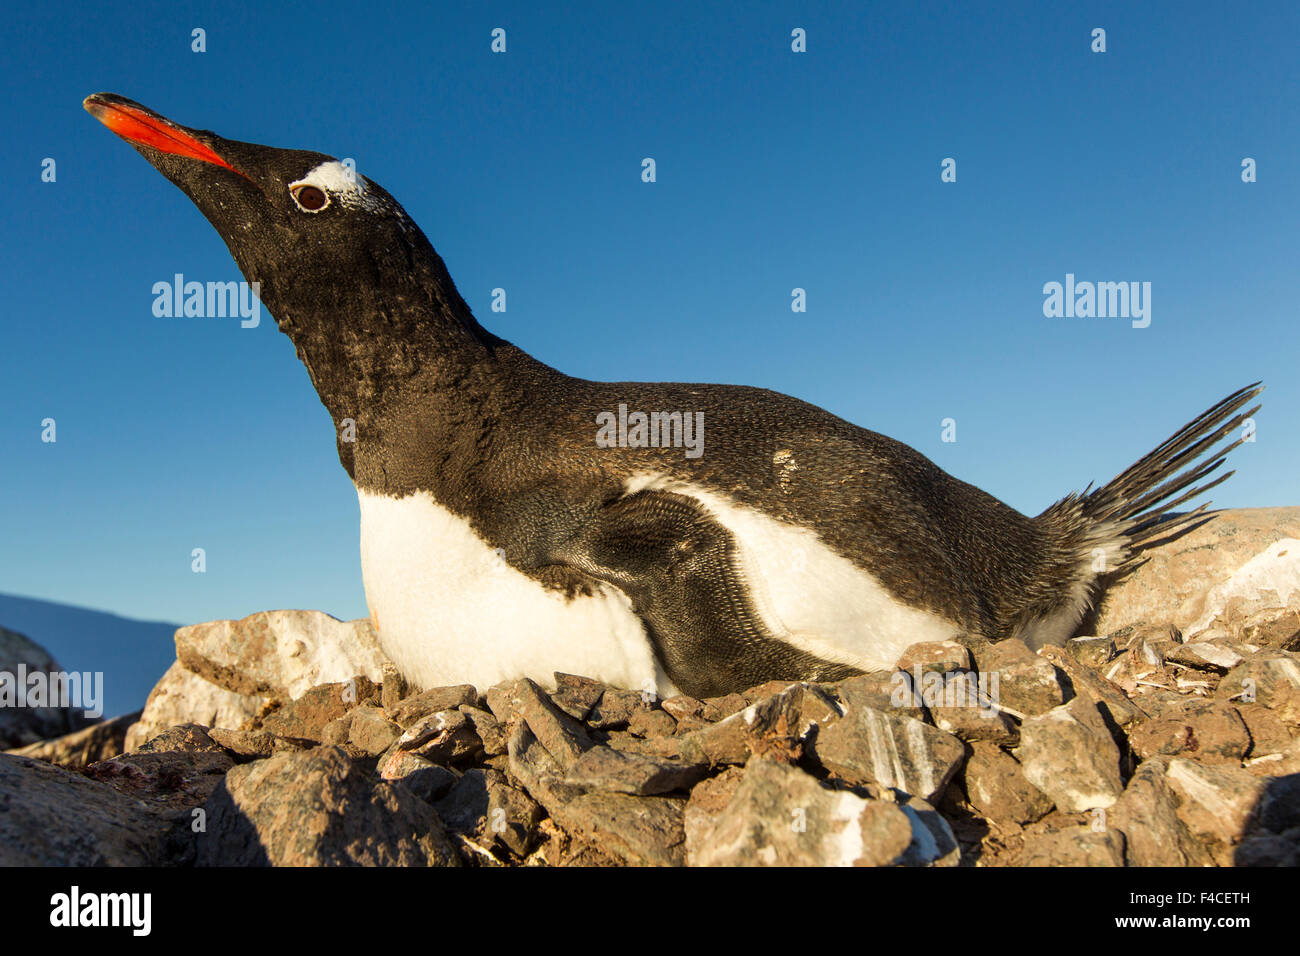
xmin=288 ymin=160 xmax=382 ymax=212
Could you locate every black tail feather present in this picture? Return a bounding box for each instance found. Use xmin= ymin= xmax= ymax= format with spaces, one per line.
xmin=1082 ymin=382 xmax=1263 ymax=571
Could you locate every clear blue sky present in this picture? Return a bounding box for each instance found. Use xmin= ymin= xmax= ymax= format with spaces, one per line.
xmin=3 ymin=0 xmax=1297 ymax=638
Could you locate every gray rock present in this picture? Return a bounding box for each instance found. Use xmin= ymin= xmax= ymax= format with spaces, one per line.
xmin=347 ymin=704 xmax=402 ymax=756
xmin=661 ymin=695 xmax=706 ymax=721
xmin=207 ymin=727 xmax=307 ymax=762
xmin=125 ymin=661 xmax=264 ymax=751
xmin=434 ymin=767 xmax=545 ymax=858
xmin=1163 ymin=757 xmax=1270 ymax=864
xmin=962 ymin=742 xmax=1053 ymax=826
xmin=1127 ymin=699 xmax=1251 ymax=764
xmin=682 ymin=766 xmax=745 ymax=853
xmin=699 ymin=692 xmax=749 ymax=724
xmin=565 ymin=744 xmax=708 ymax=796
xmin=975 ymin=639 xmax=1069 ymax=716
xmin=688 ymin=757 xmax=952 ymax=866
xmin=1167 ymin=642 xmax=1246 ymax=672
xmin=1217 ymin=651 xmax=1300 ymax=728
xmin=629 ymin=708 xmax=678 ymax=738
xmin=397 ymin=708 xmax=483 ymax=765
xmin=0 ymin=625 xmax=90 ymax=747
xmin=1238 ymin=607 xmax=1300 ymax=651
xmin=812 ymin=700 xmax=964 ymax=802
xmin=1016 ymin=826 xmax=1125 ymax=866
xmin=260 ymin=678 xmax=380 ymax=741
xmin=377 ymin=748 xmax=458 ymax=803
xmin=928 ymin=673 xmax=1019 ymax=745
xmin=175 ymin=610 xmax=391 ymax=700
xmin=507 ymin=723 xmax=684 ymax=866
xmin=832 ymin=671 xmax=924 ymax=719
xmin=1111 ymin=757 xmax=1214 ymax=867
xmin=196 ymin=745 xmax=459 ymax=866
xmin=1018 ymin=697 xmax=1123 ymax=812
xmin=0 ymin=753 xmax=171 ymax=865
xmin=590 ymin=686 xmax=657 ymax=729
xmin=386 ymin=684 xmax=478 ymax=728
xmin=1037 ymin=644 xmax=1145 ymax=729
xmin=5 ymin=710 xmax=139 ymax=768
xmin=459 ymin=705 xmax=506 ymax=757
xmin=487 ymin=678 xmax=593 ymax=771
xmin=86 ymin=745 xmax=234 ymax=814
xmin=649 ymin=681 xmax=840 ymax=769
xmin=548 ymin=673 xmax=606 ymax=721
xmin=1066 ymin=635 xmax=1117 ymax=669
xmin=896 ymin=640 xmax=972 ymax=675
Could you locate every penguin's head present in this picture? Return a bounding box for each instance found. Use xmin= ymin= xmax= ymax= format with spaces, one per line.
xmin=84 ymin=93 xmax=484 ymax=399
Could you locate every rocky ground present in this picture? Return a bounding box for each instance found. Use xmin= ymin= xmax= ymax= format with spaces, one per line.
xmin=2 ymin=507 xmax=1298 ymax=866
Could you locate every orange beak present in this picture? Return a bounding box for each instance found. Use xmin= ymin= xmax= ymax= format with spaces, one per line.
xmin=83 ymin=93 xmax=245 ymax=177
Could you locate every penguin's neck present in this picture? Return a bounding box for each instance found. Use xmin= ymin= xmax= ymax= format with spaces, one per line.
xmin=275 ymin=273 xmax=506 ymax=486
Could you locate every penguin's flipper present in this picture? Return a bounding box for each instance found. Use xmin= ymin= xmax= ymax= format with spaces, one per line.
xmin=556 ymin=489 xmax=861 ymax=698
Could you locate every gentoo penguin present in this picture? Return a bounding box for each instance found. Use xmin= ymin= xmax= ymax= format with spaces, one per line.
xmin=85 ymin=93 xmax=1262 ymax=699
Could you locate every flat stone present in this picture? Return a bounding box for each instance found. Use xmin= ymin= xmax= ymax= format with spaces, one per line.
xmin=1066 ymin=635 xmax=1117 ymax=669
xmin=459 ymin=705 xmax=506 ymax=757
xmin=962 ymin=742 xmax=1052 ymax=827
xmin=86 ymin=744 xmax=234 ymax=813
xmin=196 ymin=745 xmax=459 ymax=866
xmin=662 ymin=681 xmax=841 ymax=768
xmin=1015 ymin=827 xmax=1125 ymax=867
xmin=1037 ymin=644 xmax=1144 ymax=729
xmin=386 ymin=684 xmax=478 ymax=728
xmin=661 ymin=695 xmax=705 ymax=721
xmin=1110 ymin=757 xmax=1214 ymax=867
xmin=1018 ymin=697 xmax=1123 ymax=812
xmin=543 ymin=673 xmax=604 ymax=721
xmin=628 ymin=709 xmax=678 ymax=739
xmin=132 ymin=722 xmax=226 ymax=754
xmin=1236 ymin=703 xmax=1296 ymax=758
xmin=207 ymin=727 xmax=307 ymax=762
xmin=1167 ymin=642 xmax=1246 ymax=672
xmin=1217 ymin=651 xmax=1300 ymax=728
xmin=896 ymin=640 xmax=972 ymax=675
xmin=487 ymin=678 xmax=593 ymax=771
xmin=507 ymin=723 xmax=684 ymax=866
xmin=260 ymin=678 xmax=380 ymax=741
xmin=347 ymin=704 xmax=402 ymax=757
xmin=565 ymin=745 xmax=708 ymax=796
xmin=398 ymin=709 xmax=483 ymax=765
xmin=682 ymin=766 xmax=746 ymax=854
xmin=1164 ymin=757 xmax=1270 ymax=863
xmin=590 ymin=687 xmax=657 ymax=729
xmin=1238 ymin=607 xmax=1300 ymax=651
xmin=688 ymin=757 xmax=945 ymax=867
xmin=926 ymin=672 xmax=1019 ymax=745
xmin=975 ymin=639 xmax=1070 ymax=716
xmin=833 ymin=671 xmax=924 ymax=718
xmin=377 ymin=748 xmax=459 ymax=803
xmin=812 ymin=701 xmax=964 ymax=802
xmin=1128 ymin=699 xmax=1251 ymax=764
xmin=700 ymin=693 xmax=749 ymax=723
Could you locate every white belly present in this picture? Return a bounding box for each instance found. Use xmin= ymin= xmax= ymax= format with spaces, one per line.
xmin=625 ymin=474 xmax=964 ymax=671
xmin=357 ymin=489 xmax=665 ymax=695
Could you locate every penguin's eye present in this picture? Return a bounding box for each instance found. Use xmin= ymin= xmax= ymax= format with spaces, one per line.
xmin=290 ymin=184 xmax=329 ymax=212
